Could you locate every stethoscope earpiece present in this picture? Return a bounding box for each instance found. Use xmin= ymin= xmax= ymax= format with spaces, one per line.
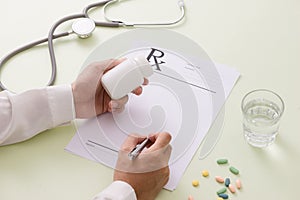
xmin=72 ymin=18 xmax=96 ymax=38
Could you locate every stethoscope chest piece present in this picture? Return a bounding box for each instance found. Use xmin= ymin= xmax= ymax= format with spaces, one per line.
xmin=72 ymin=18 xmax=96 ymax=38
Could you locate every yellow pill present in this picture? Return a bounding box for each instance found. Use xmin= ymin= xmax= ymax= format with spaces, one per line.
xmin=192 ymin=180 xmax=199 ymax=187
xmin=217 ymin=197 xmax=224 ymax=200
xmin=202 ymin=170 xmax=209 ymax=177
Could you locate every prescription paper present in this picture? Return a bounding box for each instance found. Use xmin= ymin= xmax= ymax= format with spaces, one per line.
xmin=65 ymin=57 xmax=240 ymax=191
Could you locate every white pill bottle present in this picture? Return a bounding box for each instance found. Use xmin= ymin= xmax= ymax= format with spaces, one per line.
xmin=101 ymin=55 xmax=153 ymax=99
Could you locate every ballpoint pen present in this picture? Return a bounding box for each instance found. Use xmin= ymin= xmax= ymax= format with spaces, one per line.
xmin=128 ymin=138 xmax=151 ymax=160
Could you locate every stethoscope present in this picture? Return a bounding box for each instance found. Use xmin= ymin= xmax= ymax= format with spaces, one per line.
xmin=0 ymin=0 xmax=185 ymax=92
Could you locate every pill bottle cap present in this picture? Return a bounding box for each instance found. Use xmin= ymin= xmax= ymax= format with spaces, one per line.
xmin=133 ymin=56 xmax=153 ymax=77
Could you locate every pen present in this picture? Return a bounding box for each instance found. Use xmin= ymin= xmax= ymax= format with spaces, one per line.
xmin=128 ymin=138 xmax=151 ymax=160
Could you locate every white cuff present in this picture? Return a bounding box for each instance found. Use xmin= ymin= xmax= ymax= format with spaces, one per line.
xmin=0 ymin=85 xmax=75 ymax=145
xmin=93 ymin=181 xmax=137 ymax=200
xmin=47 ymin=84 xmax=75 ymax=126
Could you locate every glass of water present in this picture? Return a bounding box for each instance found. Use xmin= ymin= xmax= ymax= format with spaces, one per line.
xmin=241 ymin=89 xmax=284 ymax=148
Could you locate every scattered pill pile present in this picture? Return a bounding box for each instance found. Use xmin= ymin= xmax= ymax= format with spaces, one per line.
xmin=215 ymin=158 xmax=242 ymax=199
xmin=190 ymin=158 xmax=242 ymax=200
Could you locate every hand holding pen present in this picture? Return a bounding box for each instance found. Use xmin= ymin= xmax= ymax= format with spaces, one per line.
xmin=128 ymin=137 xmax=152 ymax=160
xmin=114 ymin=132 xmax=172 ymax=200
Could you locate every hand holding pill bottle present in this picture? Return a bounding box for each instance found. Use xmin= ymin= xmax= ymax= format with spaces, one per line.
xmin=71 ymin=59 xmax=149 ymax=118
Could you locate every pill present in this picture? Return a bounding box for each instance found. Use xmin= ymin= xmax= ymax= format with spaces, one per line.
xmin=216 ymin=187 xmax=227 ymax=194
xmin=236 ymin=179 xmax=242 ymax=189
xmin=215 ymin=176 xmax=225 ymax=183
xmin=217 ymin=158 xmax=228 ymax=165
xmin=192 ymin=180 xmax=199 ymax=187
xmin=225 ymin=178 xmax=230 ymax=187
xmin=229 ymin=166 xmax=240 ymax=175
xmin=218 ymin=193 xmax=229 ymax=199
xmin=217 ymin=198 xmax=224 ymax=200
xmin=188 ymin=195 xmax=194 ymax=200
xmin=202 ymin=170 xmax=209 ymax=177
xmin=228 ymin=184 xmax=236 ymax=193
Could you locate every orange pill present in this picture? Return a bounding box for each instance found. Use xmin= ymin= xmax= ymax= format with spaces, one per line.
xmin=215 ymin=176 xmax=224 ymax=183
xmin=236 ymin=179 xmax=242 ymax=189
xmin=228 ymin=184 xmax=236 ymax=193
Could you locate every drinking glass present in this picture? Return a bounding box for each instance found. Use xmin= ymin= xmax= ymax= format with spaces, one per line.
xmin=241 ymin=89 xmax=284 ymax=148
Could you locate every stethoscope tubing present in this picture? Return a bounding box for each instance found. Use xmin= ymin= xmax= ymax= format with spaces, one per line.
xmin=83 ymin=0 xmax=121 ymax=27
xmin=47 ymin=13 xmax=87 ymax=88
xmin=0 ymin=32 xmax=70 ymax=91
xmin=0 ymin=0 xmax=115 ymax=92
xmin=0 ymin=0 xmax=185 ymax=92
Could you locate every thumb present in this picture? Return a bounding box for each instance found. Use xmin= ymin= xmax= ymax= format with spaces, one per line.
xmin=144 ymin=132 xmax=172 ymax=153
xmin=120 ymin=134 xmax=147 ymax=152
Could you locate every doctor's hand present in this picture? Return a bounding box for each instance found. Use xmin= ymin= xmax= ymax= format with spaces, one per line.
xmin=71 ymin=59 xmax=148 ymax=118
xmin=114 ymin=132 xmax=172 ymax=200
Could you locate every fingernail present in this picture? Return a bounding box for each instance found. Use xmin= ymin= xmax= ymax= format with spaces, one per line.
xmin=111 ymin=106 xmax=125 ymax=113
xmin=111 ymin=101 xmax=120 ymax=109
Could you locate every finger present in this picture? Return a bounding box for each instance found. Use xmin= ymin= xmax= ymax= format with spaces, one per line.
xmin=116 ymin=95 xmax=129 ymax=105
xmin=108 ymin=96 xmax=128 ymax=113
xmin=131 ymin=78 xmax=149 ymax=96
xmin=108 ymin=102 xmax=125 ymax=113
xmin=111 ymin=104 xmax=125 ymax=113
xmin=108 ymin=95 xmax=129 ymax=109
xmin=146 ymin=132 xmax=172 ymax=152
xmin=143 ymin=78 xmax=149 ymax=85
xmin=120 ymin=134 xmax=147 ymax=152
xmin=131 ymin=86 xmax=143 ymax=96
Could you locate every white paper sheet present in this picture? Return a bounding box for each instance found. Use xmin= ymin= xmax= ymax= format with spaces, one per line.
xmin=65 ymin=53 xmax=240 ymax=191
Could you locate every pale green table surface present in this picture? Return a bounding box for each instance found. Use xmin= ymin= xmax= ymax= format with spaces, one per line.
xmin=0 ymin=0 xmax=299 ymax=199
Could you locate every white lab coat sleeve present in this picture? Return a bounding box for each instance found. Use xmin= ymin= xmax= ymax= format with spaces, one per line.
xmin=93 ymin=181 xmax=137 ymax=200
xmin=0 ymin=85 xmax=75 ymax=145
xmin=0 ymin=86 xmax=137 ymax=200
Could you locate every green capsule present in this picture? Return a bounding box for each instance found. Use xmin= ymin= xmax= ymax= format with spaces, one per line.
xmin=216 ymin=187 xmax=227 ymax=195
xmin=229 ymin=166 xmax=240 ymax=175
xmin=217 ymin=158 xmax=228 ymax=165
